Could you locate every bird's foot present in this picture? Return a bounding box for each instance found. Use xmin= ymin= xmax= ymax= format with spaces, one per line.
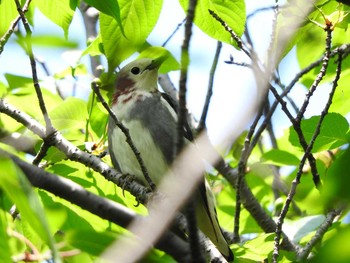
xmin=118 ymin=173 xmax=136 ymax=197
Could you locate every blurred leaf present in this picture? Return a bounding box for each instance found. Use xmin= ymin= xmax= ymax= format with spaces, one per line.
xmin=87 ymin=91 xmax=109 ymax=138
xmin=0 ymin=81 xmax=7 ymax=96
xmin=26 ymin=34 xmax=79 ymax=48
xmin=38 ymin=145 xmax=67 ymax=163
xmin=138 ymin=46 xmax=180 ymax=73
xmin=283 ymin=215 xmax=325 ymax=243
xmin=261 ymin=149 xmax=300 ymax=166
xmin=0 ymin=157 xmax=57 ymax=259
xmin=0 ymin=0 xmax=17 ymax=37
xmin=0 ymin=203 xmax=12 ymax=263
xmin=66 ymin=229 xmax=116 ymax=256
xmin=49 ymin=97 xmax=87 ymax=131
xmin=7 ymin=88 xmax=63 ymax=124
xmin=82 ymin=33 xmax=105 ymax=57
xmin=309 ymin=225 xmax=350 ymax=263
xmin=289 ymin=113 xmax=349 ymax=152
xmin=179 ymin=0 xmax=246 ymax=47
xmin=100 ymin=0 xmax=164 ymax=73
xmin=34 ymin=0 xmax=78 ymax=38
xmin=54 ymin=64 xmax=88 ymax=79
xmin=323 ymin=147 xmax=350 ymax=204
xmin=237 ymin=233 xmax=274 ymax=262
xmin=84 ymin=0 xmax=123 ymax=35
xmin=329 ymin=66 xmax=350 ymax=115
xmin=4 ymin=74 xmax=34 ymax=90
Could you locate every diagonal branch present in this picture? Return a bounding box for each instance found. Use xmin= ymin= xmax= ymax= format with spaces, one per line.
xmin=2 ymin=150 xmax=191 ymax=262
xmin=0 ymin=98 xmax=151 ymax=204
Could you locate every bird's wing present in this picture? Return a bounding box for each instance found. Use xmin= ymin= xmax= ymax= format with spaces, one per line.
xmin=160 ymin=92 xmax=194 ymax=142
xmin=129 ymin=93 xmax=177 ymax=165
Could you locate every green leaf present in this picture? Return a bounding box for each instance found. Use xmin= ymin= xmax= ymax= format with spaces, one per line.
xmin=283 ymin=215 xmax=325 ymax=243
xmin=261 ymin=149 xmax=300 ymax=166
xmin=49 ymin=97 xmax=87 ymax=132
xmin=24 ymin=34 xmax=79 ymax=48
xmin=138 ymin=46 xmax=180 ymax=73
xmin=87 ymin=92 xmax=109 ymax=138
xmin=330 ymin=69 xmax=350 ymax=114
xmin=34 ymin=0 xmax=78 ymax=38
xmin=322 ymin=148 xmax=350 ymax=204
xmin=289 ymin=113 xmax=349 ymax=152
xmin=81 ymin=33 xmax=105 ymax=58
xmin=66 ymin=229 xmax=116 ymax=256
xmin=84 ymin=0 xmax=124 ymax=35
xmin=237 ymin=233 xmax=274 ymax=261
xmin=54 ymin=64 xmax=88 ymax=79
xmin=309 ymin=225 xmax=350 ymax=263
xmin=100 ymin=0 xmax=164 ymax=73
xmin=4 ymin=74 xmax=34 ymax=90
xmin=0 ymin=157 xmax=57 ymax=260
xmin=0 ymin=0 xmax=17 ymax=38
xmin=7 ymin=88 xmax=63 ymax=123
xmin=179 ymin=0 xmax=246 ymax=46
xmin=0 ymin=203 xmax=12 ymax=263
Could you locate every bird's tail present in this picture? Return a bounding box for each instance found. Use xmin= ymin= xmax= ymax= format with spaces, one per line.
xmin=196 ymin=180 xmax=234 ymax=261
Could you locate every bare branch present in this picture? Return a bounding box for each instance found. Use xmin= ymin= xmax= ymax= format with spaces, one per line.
xmin=197 ymin=41 xmax=222 ymax=133
xmin=0 ymin=98 xmax=151 ymax=204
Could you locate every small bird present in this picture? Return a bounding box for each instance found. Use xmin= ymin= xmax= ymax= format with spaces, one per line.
xmin=108 ymin=57 xmax=233 ymax=261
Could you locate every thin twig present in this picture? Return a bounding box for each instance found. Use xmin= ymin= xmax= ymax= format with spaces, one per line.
xmin=208 ymin=9 xmax=251 ymax=58
xmin=197 ymin=41 xmax=222 ymax=133
xmin=233 ymin=97 xmax=266 ymax=243
xmin=162 ymin=18 xmax=186 ymax=47
xmin=15 ymin=0 xmax=54 ymax=134
xmin=272 ymin=26 xmax=335 ymax=263
xmin=297 ymin=208 xmax=343 ymax=261
xmin=177 ymin=1 xmax=203 ymax=261
xmin=91 ymin=81 xmax=155 ymax=191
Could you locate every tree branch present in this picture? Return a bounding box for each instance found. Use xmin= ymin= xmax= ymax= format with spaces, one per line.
xmin=3 ymin=150 xmax=191 ymax=262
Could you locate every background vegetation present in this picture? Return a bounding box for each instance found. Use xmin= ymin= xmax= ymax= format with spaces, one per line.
xmin=0 ymin=0 xmax=350 ymax=262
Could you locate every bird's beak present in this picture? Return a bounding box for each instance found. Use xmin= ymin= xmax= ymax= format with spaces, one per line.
xmin=144 ymin=55 xmax=167 ymax=71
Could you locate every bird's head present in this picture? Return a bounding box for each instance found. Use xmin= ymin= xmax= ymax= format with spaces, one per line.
xmin=115 ymin=58 xmax=163 ymax=93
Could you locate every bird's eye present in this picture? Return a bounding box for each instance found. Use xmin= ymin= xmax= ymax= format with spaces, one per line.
xmin=131 ymin=67 xmax=141 ymax=75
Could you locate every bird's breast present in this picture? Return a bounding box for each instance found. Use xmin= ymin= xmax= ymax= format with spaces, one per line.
xmin=111 ymin=90 xmax=153 ymax=120
xmin=109 ymin=90 xmax=171 ymax=184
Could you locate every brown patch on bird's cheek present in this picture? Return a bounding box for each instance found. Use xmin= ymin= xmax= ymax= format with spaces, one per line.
xmin=111 ymin=77 xmax=136 ymax=105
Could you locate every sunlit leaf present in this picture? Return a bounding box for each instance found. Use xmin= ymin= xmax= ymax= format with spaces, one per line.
xmin=27 ymin=35 xmax=79 ymax=48
xmin=34 ymin=0 xmax=78 ymax=38
xmin=261 ymin=149 xmax=300 ymax=166
xmin=0 ymin=204 xmax=12 ymax=263
xmin=309 ymin=225 xmax=350 ymax=263
xmin=0 ymin=158 xmax=57 ymax=260
xmin=100 ymin=0 xmax=164 ymax=73
xmin=179 ymin=0 xmax=246 ymax=46
xmin=84 ymin=0 xmax=124 ymax=35
xmin=0 ymin=0 xmax=17 ymax=38
xmin=289 ymin=113 xmax=349 ymax=152
xmin=138 ymin=46 xmax=180 ymax=73
xmin=49 ymin=97 xmax=87 ymax=131
xmin=66 ymin=229 xmax=116 ymax=256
